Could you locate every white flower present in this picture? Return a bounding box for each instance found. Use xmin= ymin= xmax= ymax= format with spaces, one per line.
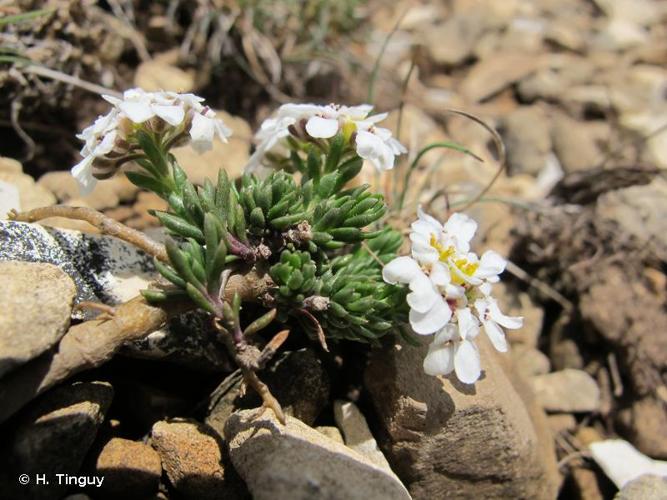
xmin=383 ymin=207 xmax=524 ymax=384
xmin=71 ymin=89 xmax=232 ymax=194
xmin=245 ymin=102 xmax=406 ymax=173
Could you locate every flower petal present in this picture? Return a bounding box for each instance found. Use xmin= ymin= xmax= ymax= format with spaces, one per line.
xmin=119 ymin=101 xmax=154 ymax=123
xmin=190 ymin=113 xmax=215 ymax=153
xmin=444 ymin=212 xmax=477 ymax=252
xmin=407 ymin=274 xmax=439 ymax=313
xmin=482 ymin=319 xmax=508 ymax=352
xmin=152 ymin=104 xmax=185 ymax=126
xmin=423 ymin=343 xmax=455 ymax=376
xmin=382 ymin=256 xmax=422 ymax=285
xmin=71 ymin=156 xmax=97 ymax=195
xmin=409 ymin=295 xmax=452 ymax=335
xmin=456 ymin=307 xmax=479 ymax=340
xmin=430 ymin=262 xmax=451 ymax=287
xmin=488 ymin=300 xmax=523 ymax=330
xmin=306 ymin=116 xmax=339 ymax=138
xmin=476 ymin=250 xmax=507 ymax=280
xmin=454 ymin=339 xmax=481 ymax=384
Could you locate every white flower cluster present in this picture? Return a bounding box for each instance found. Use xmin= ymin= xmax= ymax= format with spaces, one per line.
xmin=72 ymin=89 xmax=231 ymax=194
xmin=245 ymin=103 xmax=406 ymax=173
xmin=383 ymin=208 xmax=523 ymax=384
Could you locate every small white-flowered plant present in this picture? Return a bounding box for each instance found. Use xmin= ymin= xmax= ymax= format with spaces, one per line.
xmin=245 ymin=102 xmax=406 ymax=173
xmin=383 ymin=208 xmax=523 ymax=384
xmin=72 ymin=89 xmax=231 ymax=194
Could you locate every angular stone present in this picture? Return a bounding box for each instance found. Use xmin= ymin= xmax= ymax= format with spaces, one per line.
xmin=4 ymin=381 xmax=113 ymax=500
xmin=423 ymin=14 xmax=487 ymax=66
xmin=0 ymin=179 xmax=20 ymax=218
xmin=224 ymin=409 xmax=411 ymax=500
xmin=95 ymin=438 xmax=162 ymax=498
xmin=511 ymin=344 xmax=551 ymax=378
xmin=334 ymin=400 xmax=394 ymax=473
xmin=365 ymin=336 xmax=559 ymax=499
xmin=531 ymin=369 xmax=601 ymax=413
xmin=500 ymin=105 xmax=552 ymax=176
xmin=0 ymin=171 xmax=56 ymax=212
xmin=0 ymin=261 xmax=76 ymax=377
xmin=551 ymin=114 xmax=607 ymax=172
xmin=151 ymin=419 xmax=246 ymax=500
xmin=459 ymin=53 xmax=541 ymax=102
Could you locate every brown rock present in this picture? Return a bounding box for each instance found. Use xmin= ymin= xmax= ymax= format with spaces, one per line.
xmin=551 ymin=114 xmax=607 ymax=172
xmin=500 ymin=105 xmax=552 ymax=176
xmin=96 ymin=438 xmax=162 ymax=498
xmin=134 ymin=50 xmax=196 ymax=92
xmin=616 ymin=474 xmax=667 ymax=500
xmin=0 ymin=171 xmax=56 ymax=211
xmin=7 ymin=381 xmax=113 ymax=500
xmin=618 ymin=397 xmax=667 ymax=460
xmin=224 ymin=409 xmax=411 ymax=500
xmin=547 ymin=413 xmax=577 ymax=435
xmin=151 ymin=419 xmax=245 ymax=500
xmin=423 ymin=14 xmax=487 ymax=66
xmin=0 ymin=261 xmax=76 ymax=377
xmin=459 ymin=53 xmax=541 ymax=102
xmin=0 ymin=156 xmax=23 ymax=173
xmin=512 ymin=344 xmax=551 ymax=378
xmin=365 ymin=336 xmax=559 ymax=499
xmin=531 ymin=369 xmax=601 ymax=413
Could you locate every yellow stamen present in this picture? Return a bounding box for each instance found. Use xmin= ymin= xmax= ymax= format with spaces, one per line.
xmin=429 ymin=234 xmax=456 ymax=262
xmin=342 ymin=120 xmax=356 ymax=142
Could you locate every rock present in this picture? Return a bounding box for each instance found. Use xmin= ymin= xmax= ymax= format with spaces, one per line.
xmin=316 ymin=426 xmax=345 ymax=444
xmin=0 ymin=261 xmax=76 ymax=377
xmin=500 ymin=105 xmax=552 ymax=176
xmin=0 ymin=220 xmax=229 ymax=370
xmin=0 ymin=180 xmax=20 ymax=218
xmin=531 ymin=369 xmax=601 ymax=412
xmin=594 ymin=19 xmax=649 ymax=51
xmin=134 ymin=50 xmax=196 ymax=92
xmin=588 ymin=439 xmax=667 ymax=489
xmin=459 ymin=53 xmax=541 ymax=102
xmin=333 ymin=400 xmax=394 ymax=473
xmin=492 ymin=282 xmax=544 ymax=347
xmin=5 ymin=381 xmax=113 ymax=500
xmin=551 ymin=114 xmax=607 ymax=172
xmin=511 ymin=344 xmax=551 ymax=378
xmin=0 ymin=156 xmax=23 ymax=173
xmin=546 ymin=413 xmax=577 ymax=435
xmin=207 ymin=349 xmax=330 ymax=431
xmin=150 ymin=419 xmax=245 ymax=500
xmin=224 ymin=409 xmax=411 ymax=500
xmin=172 ymin=110 xmax=251 ymax=184
xmin=616 ymin=474 xmax=667 ymax=500
xmin=365 ymin=336 xmax=559 ymax=499
xmin=618 ymin=397 xmax=667 ymax=460
xmin=423 ymin=14 xmax=487 ymax=66
xmin=38 ymin=172 xmax=139 ymax=209
xmin=517 ymin=55 xmax=595 ymax=103
xmin=595 ymin=177 xmax=667 ymax=261
xmin=95 ymin=438 xmax=162 ymax=498
xmin=0 ymin=170 xmax=56 ymax=211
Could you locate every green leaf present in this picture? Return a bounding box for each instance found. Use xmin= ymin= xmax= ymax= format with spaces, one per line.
xmin=125 ymin=171 xmax=167 ymax=197
xmin=154 ymin=258 xmax=186 ymax=288
xmin=136 ymin=130 xmax=169 ymax=177
xmin=185 ymin=283 xmax=214 ymax=313
xmin=324 ymin=134 xmax=345 ymax=173
xmin=155 ymin=212 xmax=204 ymax=241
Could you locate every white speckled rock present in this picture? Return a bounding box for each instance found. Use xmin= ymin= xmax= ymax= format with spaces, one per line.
xmin=0 ymin=220 xmax=228 ymax=370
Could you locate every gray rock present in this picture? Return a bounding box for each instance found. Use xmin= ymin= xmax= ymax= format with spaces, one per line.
xmin=365 ymin=336 xmax=560 ymax=499
xmin=0 ymin=220 xmax=229 ymax=370
xmin=500 ymin=106 xmax=552 ymax=176
xmin=0 ymin=261 xmax=76 ymax=377
xmin=595 ymin=177 xmax=667 ymax=261
xmin=616 ymin=474 xmax=667 ymax=500
xmin=224 ymin=409 xmax=411 ymax=500
xmin=531 ymin=369 xmax=601 ymax=412
xmin=333 ymin=400 xmax=394 ymax=474
xmin=95 ymin=438 xmax=162 ymax=498
xmin=150 ymin=419 xmax=247 ymax=500
xmin=6 ymin=381 xmax=113 ymax=500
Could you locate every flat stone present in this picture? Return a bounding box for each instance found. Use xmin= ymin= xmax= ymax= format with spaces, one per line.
xmin=334 ymin=400 xmax=394 ymax=473
xmin=224 ymin=409 xmax=411 ymax=500
xmin=551 ymin=114 xmax=607 ymax=172
xmin=0 ymin=261 xmax=76 ymax=377
xmin=511 ymin=344 xmax=551 ymax=378
xmin=150 ymin=419 xmax=246 ymax=500
xmin=531 ymin=369 xmax=601 ymax=412
xmin=459 ymin=53 xmax=541 ymax=102
xmin=0 ymin=180 xmax=20 ymax=218
xmin=0 ymin=156 xmax=23 ymax=173
xmin=0 ymin=171 xmax=56 ymax=211
xmin=316 ymin=426 xmax=345 ymax=444
xmin=95 ymin=438 xmax=162 ymax=498
xmin=365 ymin=336 xmax=560 ymax=499
xmin=500 ymin=105 xmax=552 ymax=176
xmin=423 ymin=14 xmax=487 ymax=66
xmin=5 ymin=381 xmax=113 ymax=500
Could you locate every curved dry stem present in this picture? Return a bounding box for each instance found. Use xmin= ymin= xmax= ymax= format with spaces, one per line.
xmin=9 ymin=206 xmax=169 ymax=262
